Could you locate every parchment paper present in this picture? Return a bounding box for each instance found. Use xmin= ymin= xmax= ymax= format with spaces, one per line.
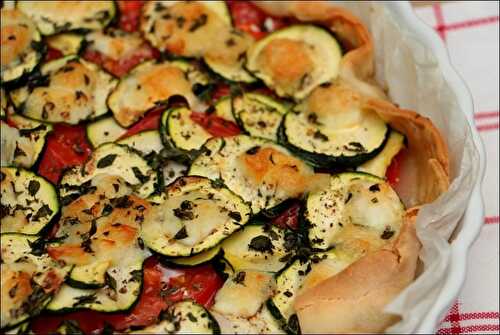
xmin=332 ymin=2 xmax=481 ymax=333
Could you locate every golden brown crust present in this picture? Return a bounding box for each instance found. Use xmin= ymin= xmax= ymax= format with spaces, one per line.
xmin=294 ymin=208 xmax=421 ymax=334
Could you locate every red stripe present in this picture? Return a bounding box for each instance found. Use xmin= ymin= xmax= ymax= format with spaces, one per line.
xmin=475 ymin=111 xmax=500 ymax=119
xmin=444 ymin=311 xmax=500 ymax=321
xmin=485 ymin=216 xmax=500 ymax=224
xmin=439 ymin=324 xmax=500 ymax=334
xmin=444 ymin=16 xmax=499 ymax=31
xmin=432 ymin=3 xmax=447 ymax=41
xmin=477 ymin=123 xmax=499 ymax=132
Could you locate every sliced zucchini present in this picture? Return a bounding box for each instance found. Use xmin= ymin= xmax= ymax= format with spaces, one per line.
xmin=0 ymin=167 xmax=59 ymax=234
xmin=45 ymin=33 xmax=85 ymax=56
xmin=213 ymin=96 xmax=234 ymax=123
xmin=168 ymin=246 xmax=222 ymax=267
xmin=107 ymin=60 xmax=209 ymax=127
xmin=233 ymin=93 xmax=288 ymax=141
xmin=141 ymin=176 xmax=251 ymax=257
xmin=278 ymin=84 xmax=389 ymax=168
xmin=357 ymin=130 xmax=406 ymax=177
xmin=85 ymin=29 xmax=146 ymax=61
xmin=118 ymin=130 xmax=164 ymax=156
xmin=16 ymin=1 xmax=116 ymax=35
xmin=162 ymin=160 xmax=188 ymax=188
xmin=9 ymin=55 xmax=118 ymax=124
xmin=212 ymin=271 xmax=276 ymax=318
xmin=1 ymin=88 xmax=8 ymax=118
xmin=59 ymin=143 xmax=158 ymax=199
xmin=221 ymin=224 xmax=294 ymax=273
xmin=161 ymin=107 xmax=212 ymax=152
xmin=131 ymin=300 xmax=220 ymax=334
xmin=189 ymin=135 xmax=316 ymax=213
xmin=1 ymin=9 xmax=44 ymax=84
xmin=86 ymin=116 xmax=126 ymax=148
xmin=267 ymin=259 xmax=310 ymax=331
xmin=1 ymin=233 xmax=70 ymax=330
xmin=1 ymin=118 xmax=52 ymax=168
xmin=304 ymin=172 xmax=405 ymax=251
xmin=246 ymin=25 xmax=342 ymax=100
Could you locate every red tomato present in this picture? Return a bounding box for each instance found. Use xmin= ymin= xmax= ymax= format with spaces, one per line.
xmin=37 ymin=124 xmax=92 ymax=184
xmin=118 ymin=0 xmax=144 ymax=33
xmin=45 ymin=47 xmax=63 ymax=62
xmin=272 ymin=201 xmax=301 ymax=230
xmin=82 ymin=44 xmax=159 ymax=78
xmin=31 ymin=257 xmax=223 ymax=334
xmin=385 ymin=149 xmax=406 ymax=187
xmin=119 ymin=107 xmax=164 ymax=140
xmin=190 ymin=112 xmax=241 ymax=137
xmin=212 ymin=83 xmax=231 ymax=103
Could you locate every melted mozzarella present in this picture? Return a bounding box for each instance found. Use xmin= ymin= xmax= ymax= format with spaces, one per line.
xmin=86 ymin=30 xmax=145 ymax=61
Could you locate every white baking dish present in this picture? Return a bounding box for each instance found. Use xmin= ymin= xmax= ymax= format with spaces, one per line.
xmin=328 ymin=1 xmax=486 ymax=333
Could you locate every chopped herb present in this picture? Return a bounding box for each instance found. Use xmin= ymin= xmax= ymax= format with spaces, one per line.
xmin=101 ymin=204 xmax=113 ymax=216
xmin=9 ymin=284 xmax=18 ymax=298
xmin=32 ymin=204 xmax=53 ymax=221
xmin=313 ymin=130 xmax=329 ymax=142
xmin=248 ymin=235 xmax=274 ymax=254
xmin=371 ymin=197 xmax=379 ymax=204
xmin=369 ymin=184 xmax=380 ymax=192
xmin=228 ymin=211 xmax=241 ymax=222
xmin=245 ymin=146 xmax=260 ymax=155
xmin=186 ymin=312 xmax=198 ymax=322
xmin=345 ymin=192 xmax=353 ymax=204
xmin=14 ymin=144 xmax=26 ymax=158
xmin=97 ymin=154 xmax=117 ymax=168
xmin=233 ymin=271 xmax=246 ymax=284
xmin=344 ymin=142 xmax=366 ymax=153
xmin=28 ymin=180 xmax=40 ymax=196
xmin=210 ymin=178 xmax=224 ymax=189
xmin=112 ymin=196 xmax=133 ymax=209
xmin=380 ymin=227 xmax=395 ymax=240
xmin=225 ymin=38 xmax=236 ymax=47
xmin=173 ymin=226 xmax=188 ymax=239
xmin=189 ymin=14 xmax=208 ymax=32
xmin=59 ymin=320 xmax=84 ymax=335
xmin=105 ymin=272 xmax=117 ymax=292
xmin=132 ymin=167 xmax=150 ymax=183
xmin=176 ymin=16 xmax=186 ymax=28
xmin=129 ymin=269 xmax=142 ymax=282
xmin=73 ymin=294 xmax=97 ymax=307
xmin=283 ymin=290 xmax=293 ymax=298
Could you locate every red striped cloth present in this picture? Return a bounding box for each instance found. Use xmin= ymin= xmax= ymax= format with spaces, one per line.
xmin=415 ymin=2 xmax=500 ymax=334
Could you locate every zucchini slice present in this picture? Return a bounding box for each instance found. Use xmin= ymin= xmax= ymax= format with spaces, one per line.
xmin=167 ymin=246 xmax=222 ymax=267
xmin=189 ymin=135 xmax=316 ymax=214
xmin=9 ymin=55 xmax=118 ymax=124
xmin=131 ymin=300 xmax=220 ymax=334
xmin=1 ymin=9 xmax=44 ymax=84
xmin=1 ymin=233 xmax=70 ymax=330
xmin=221 ymin=224 xmax=294 ymax=273
xmin=161 ymin=107 xmax=212 ymax=152
xmin=212 ymin=271 xmax=276 ymax=318
xmin=357 ymin=130 xmax=406 ymax=177
xmin=141 ymin=176 xmax=251 ymax=257
xmin=59 ymin=143 xmax=158 ymax=199
xmin=1 ymin=118 xmax=52 ymax=169
xmin=117 ymin=130 xmax=164 ymax=156
xmin=278 ymin=84 xmax=389 ymax=168
xmin=233 ymin=93 xmax=288 ymax=141
xmin=246 ymin=25 xmax=342 ymax=100
xmin=304 ymin=172 xmax=405 ymax=251
xmin=107 ymin=60 xmax=209 ymax=127
xmin=86 ymin=116 xmax=126 ymax=148
xmin=1 ymin=88 xmax=7 ymax=119
xmin=45 ymin=33 xmax=85 ymax=56
xmin=0 ymin=167 xmax=59 ymax=235
xmin=16 ymin=1 xmax=115 ymax=35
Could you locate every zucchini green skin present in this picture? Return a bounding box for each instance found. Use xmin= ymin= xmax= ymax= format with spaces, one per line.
xmin=0 ymin=40 xmax=46 ymax=88
xmin=161 ymin=246 xmax=224 ymax=268
xmin=141 ymin=176 xmax=251 ymax=257
xmin=277 ymin=118 xmax=391 ymax=169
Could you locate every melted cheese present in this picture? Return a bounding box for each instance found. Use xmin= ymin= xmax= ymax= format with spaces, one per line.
xmin=212 ymin=271 xmax=276 ymax=318
xmin=108 ymin=61 xmax=203 ymax=127
xmin=86 ymin=30 xmax=145 ymax=61
xmin=1 ymin=9 xmax=39 ymax=77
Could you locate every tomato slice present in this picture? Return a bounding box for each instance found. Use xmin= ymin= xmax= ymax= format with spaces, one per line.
xmin=31 ymin=257 xmax=223 ymax=334
xmin=45 ymin=47 xmax=64 ymax=62
xmin=385 ymin=149 xmax=406 ymax=187
xmin=37 ymin=124 xmax=92 ymax=184
xmin=271 ymin=201 xmax=301 ymax=230
xmin=118 ymin=0 xmax=145 ymax=33
xmin=119 ymin=107 xmax=164 ymax=140
xmin=190 ymin=112 xmax=241 ymax=137
xmin=212 ymin=83 xmax=231 ymax=103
